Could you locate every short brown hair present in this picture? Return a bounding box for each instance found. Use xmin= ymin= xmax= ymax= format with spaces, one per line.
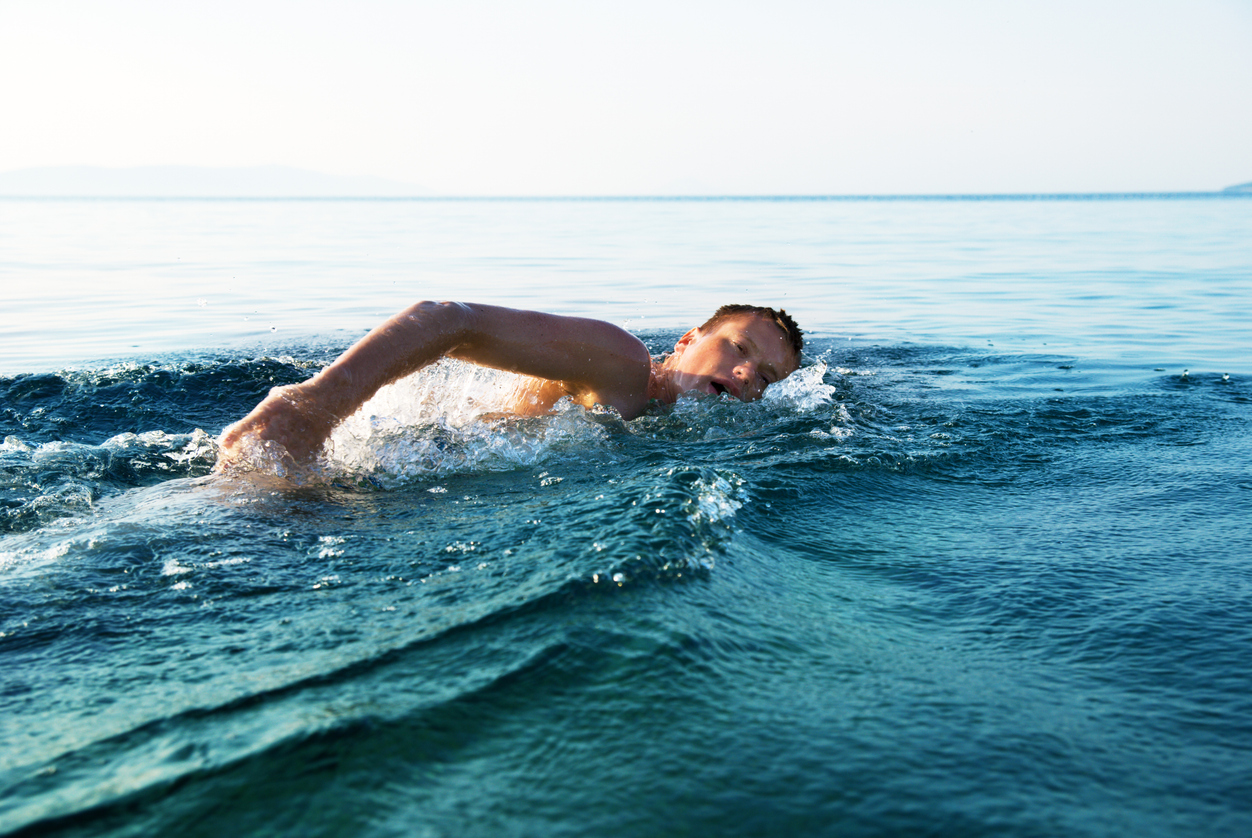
xmin=701 ymin=304 xmax=803 ymax=359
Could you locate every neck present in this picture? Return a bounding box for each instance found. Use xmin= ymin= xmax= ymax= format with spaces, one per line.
xmin=647 ymin=358 xmax=679 ymax=404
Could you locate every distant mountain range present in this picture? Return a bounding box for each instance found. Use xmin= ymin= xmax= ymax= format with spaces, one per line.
xmin=1 ymin=166 xmax=1249 ymax=197
xmin=0 ymin=165 xmax=428 ymax=197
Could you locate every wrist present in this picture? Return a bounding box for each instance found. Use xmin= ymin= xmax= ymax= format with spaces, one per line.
xmin=303 ymin=363 xmax=357 ymax=419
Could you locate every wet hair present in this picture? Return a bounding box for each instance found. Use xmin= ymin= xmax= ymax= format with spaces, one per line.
xmin=700 ymin=304 xmax=803 ymax=360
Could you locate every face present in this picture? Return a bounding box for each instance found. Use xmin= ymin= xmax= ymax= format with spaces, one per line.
xmin=666 ymin=313 xmax=798 ymax=402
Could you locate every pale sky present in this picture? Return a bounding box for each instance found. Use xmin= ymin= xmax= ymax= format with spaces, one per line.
xmin=1 ymin=0 xmax=1249 ymax=195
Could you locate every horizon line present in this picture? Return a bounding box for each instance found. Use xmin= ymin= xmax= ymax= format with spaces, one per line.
xmin=1 ymin=190 xmax=1249 ymax=201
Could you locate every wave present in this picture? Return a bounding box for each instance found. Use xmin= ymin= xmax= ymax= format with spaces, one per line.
xmin=2 ymin=339 xmax=1251 ymax=835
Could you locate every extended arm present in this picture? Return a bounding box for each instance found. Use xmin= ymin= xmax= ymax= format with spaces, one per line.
xmin=216 ymin=301 xmax=653 ymax=469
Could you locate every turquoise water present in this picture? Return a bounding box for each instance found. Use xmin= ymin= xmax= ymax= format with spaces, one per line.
xmin=3 ymin=196 xmax=1249 ymax=374
xmin=1 ymin=197 xmax=1251 ymax=836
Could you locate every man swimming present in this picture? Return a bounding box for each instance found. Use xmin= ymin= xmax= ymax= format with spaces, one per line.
xmin=216 ymin=301 xmax=803 ymax=469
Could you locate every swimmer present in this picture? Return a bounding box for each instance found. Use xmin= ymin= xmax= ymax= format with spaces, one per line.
xmin=216 ymin=301 xmax=803 ymax=469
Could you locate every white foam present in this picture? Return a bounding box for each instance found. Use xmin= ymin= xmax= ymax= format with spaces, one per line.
xmin=688 ymin=470 xmax=746 ymax=525
xmin=763 ymin=360 xmax=836 ymax=411
xmin=323 ymin=361 xmax=611 ymax=486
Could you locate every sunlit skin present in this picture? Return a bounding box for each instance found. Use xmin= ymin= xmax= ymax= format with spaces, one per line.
xmin=216 ymin=303 xmax=799 ymax=471
xmin=648 ymin=313 xmax=799 ymax=404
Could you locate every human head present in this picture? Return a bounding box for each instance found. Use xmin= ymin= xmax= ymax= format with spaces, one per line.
xmin=699 ymin=304 xmax=803 ymax=368
xmin=661 ymin=305 xmax=803 ymax=402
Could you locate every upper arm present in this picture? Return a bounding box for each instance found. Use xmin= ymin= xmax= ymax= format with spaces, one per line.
xmin=446 ymin=304 xmax=654 ymax=419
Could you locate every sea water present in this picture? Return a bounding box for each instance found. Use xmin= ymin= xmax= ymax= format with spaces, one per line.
xmin=1 ymin=196 xmax=1250 ymax=836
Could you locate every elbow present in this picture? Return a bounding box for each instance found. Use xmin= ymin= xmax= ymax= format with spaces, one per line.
xmin=402 ymin=299 xmax=474 ymax=327
xmin=401 ymin=299 xmax=471 ymax=321
xmin=397 ymin=300 xmax=476 ymax=351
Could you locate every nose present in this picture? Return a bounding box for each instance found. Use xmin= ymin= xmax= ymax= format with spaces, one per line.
xmin=735 ymin=362 xmax=760 ymax=396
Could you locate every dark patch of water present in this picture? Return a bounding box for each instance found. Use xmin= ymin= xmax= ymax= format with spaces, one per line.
xmin=2 ymin=338 xmax=1251 ymax=837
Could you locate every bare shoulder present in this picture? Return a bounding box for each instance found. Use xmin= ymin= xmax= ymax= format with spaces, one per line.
xmin=449 ymin=305 xmax=654 ymax=419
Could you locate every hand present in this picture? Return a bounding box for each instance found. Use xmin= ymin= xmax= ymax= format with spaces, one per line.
xmin=215 ymin=382 xmax=340 ymax=473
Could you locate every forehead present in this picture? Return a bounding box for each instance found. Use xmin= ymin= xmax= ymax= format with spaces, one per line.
xmin=711 ymin=313 xmax=799 ymax=372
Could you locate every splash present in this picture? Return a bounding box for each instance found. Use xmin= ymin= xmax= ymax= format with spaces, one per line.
xmin=1 ymin=430 xmax=217 ymax=534
xmin=322 ymin=360 xmax=613 ymax=487
xmin=763 ymin=359 xmax=836 ymax=410
xmin=217 ymin=357 xmax=841 ymax=485
xmin=688 ymin=469 xmax=746 ymax=526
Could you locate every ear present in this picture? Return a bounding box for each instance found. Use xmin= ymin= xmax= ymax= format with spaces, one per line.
xmin=672 ymin=327 xmax=700 ymax=355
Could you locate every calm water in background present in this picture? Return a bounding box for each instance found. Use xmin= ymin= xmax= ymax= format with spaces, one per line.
xmin=2 ymin=196 xmax=1249 ymax=374
xmin=1 ymin=196 xmax=1250 ymax=836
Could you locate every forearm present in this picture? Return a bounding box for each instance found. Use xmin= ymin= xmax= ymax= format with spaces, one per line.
xmin=217 ymin=300 xmax=471 ymax=468
xmin=303 ymin=300 xmax=471 ymax=420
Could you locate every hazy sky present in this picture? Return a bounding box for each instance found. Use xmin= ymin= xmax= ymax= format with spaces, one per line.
xmin=1 ymin=0 xmax=1249 ymax=195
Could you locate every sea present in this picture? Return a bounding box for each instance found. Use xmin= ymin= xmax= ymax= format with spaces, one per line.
xmin=1 ymin=195 xmax=1250 ymax=837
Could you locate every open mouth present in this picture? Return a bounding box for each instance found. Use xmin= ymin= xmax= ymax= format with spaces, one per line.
xmin=710 ymin=381 xmax=729 ymax=397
